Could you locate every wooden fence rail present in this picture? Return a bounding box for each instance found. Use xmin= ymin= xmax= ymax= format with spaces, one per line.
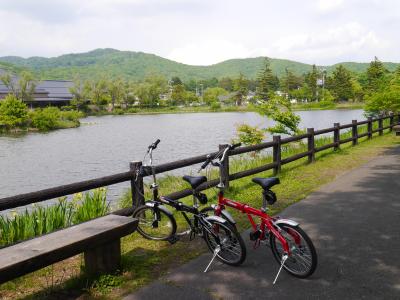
xmin=0 ymin=113 xmax=399 ymax=214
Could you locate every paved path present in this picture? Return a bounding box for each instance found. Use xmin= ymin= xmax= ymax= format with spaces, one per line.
xmin=125 ymin=147 xmax=400 ymax=300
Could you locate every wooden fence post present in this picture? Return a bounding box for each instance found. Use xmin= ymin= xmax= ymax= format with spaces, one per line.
xmin=130 ymin=161 xmax=144 ymax=208
xmin=307 ymin=128 xmax=315 ymax=163
xmin=272 ymin=135 xmax=281 ymax=175
xmin=352 ymin=120 xmax=358 ymax=145
xmin=334 ymin=122 xmax=340 ymax=151
xmin=219 ymin=144 xmax=230 ymax=188
xmin=367 ymin=117 xmax=373 ymax=139
xmin=389 ymin=112 xmax=394 ymax=131
xmin=378 ymin=115 xmax=383 ymax=136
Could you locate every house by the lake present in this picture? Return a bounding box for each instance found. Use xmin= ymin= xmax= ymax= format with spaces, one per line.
xmin=0 ymin=78 xmax=73 ymax=107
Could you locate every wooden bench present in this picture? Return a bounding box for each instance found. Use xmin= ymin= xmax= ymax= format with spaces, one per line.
xmin=0 ymin=214 xmax=138 ymax=284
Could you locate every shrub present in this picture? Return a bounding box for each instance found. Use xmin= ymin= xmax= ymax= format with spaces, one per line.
xmin=112 ymin=108 xmax=124 ymax=115
xmin=210 ymin=102 xmax=221 ymax=110
xmin=30 ymin=107 xmax=60 ymax=131
xmin=0 ymin=94 xmax=28 ymax=128
xmin=60 ymin=110 xmax=83 ymax=122
xmin=235 ymin=123 xmax=265 ymax=146
xmin=126 ymin=107 xmax=138 ymax=113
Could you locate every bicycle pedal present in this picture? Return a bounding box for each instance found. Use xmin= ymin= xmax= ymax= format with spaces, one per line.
xmin=167 ymin=235 xmax=180 ymax=244
xmin=249 ymin=229 xmax=262 ymax=241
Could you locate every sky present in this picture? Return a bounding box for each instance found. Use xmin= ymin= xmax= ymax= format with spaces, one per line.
xmin=0 ymin=0 xmax=399 ymax=66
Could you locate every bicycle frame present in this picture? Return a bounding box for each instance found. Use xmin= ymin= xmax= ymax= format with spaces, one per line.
xmin=214 ymin=191 xmax=295 ymax=255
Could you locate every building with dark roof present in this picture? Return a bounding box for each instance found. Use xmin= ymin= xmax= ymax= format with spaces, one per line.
xmin=0 ymin=78 xmax=74 ymax=107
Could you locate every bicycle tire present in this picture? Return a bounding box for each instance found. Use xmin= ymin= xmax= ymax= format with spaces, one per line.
xmin=270 ymin=223 xmax=317 ymax=278
xmin=203 ymin=219 xmax=246 ymax=266
xmin=133 ymin=205 xmax=177 ymax=241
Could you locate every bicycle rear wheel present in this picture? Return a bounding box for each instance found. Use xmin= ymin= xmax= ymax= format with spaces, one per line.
xmin=270 ymin=223 xmax=317 ymax=278
xmin=133 ymin=205 xmax=176 ymax=241
xmin=203 ymin=219 xmax=246 ymax=266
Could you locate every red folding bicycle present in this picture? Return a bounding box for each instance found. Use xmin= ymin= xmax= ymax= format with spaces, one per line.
xmin=198 ymin=143 xmax=317 ymax=284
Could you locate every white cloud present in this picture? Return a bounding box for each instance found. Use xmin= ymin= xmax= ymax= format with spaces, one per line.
xmin=260 ymin=22 xmax=389 ymax=64
xmin=0 ymin=0 xmax=399 ymax=64
xmin=317 ymin=0 xmax=344 ymax=12
xmin=168 ymin=40 xmax=252 ymax=65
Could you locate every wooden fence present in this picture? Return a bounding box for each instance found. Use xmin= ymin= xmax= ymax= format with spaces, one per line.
xmin=0 ymin=113 xmax=399 ymax=217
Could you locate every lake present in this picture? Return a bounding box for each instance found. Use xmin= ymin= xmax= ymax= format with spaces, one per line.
xmin=0 ymin=110 xmax=364 ymax=208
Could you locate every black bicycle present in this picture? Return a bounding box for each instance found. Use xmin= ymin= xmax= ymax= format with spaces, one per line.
xmin=132 ymin=139 xmax=246 ymax=270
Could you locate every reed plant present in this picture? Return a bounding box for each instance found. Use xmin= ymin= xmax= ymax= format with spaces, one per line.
xmin=0 ymin=188 xmax=109 ymax=247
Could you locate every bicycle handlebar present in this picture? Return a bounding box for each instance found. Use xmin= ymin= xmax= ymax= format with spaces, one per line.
xmin=198 ymin=143 xmax=242 ymax=172
xmin=148 ymin=139 xmax=161 ymax=152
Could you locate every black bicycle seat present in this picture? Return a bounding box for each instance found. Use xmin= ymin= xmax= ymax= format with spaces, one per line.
xmin=252 ymin=177 xmax=280 ymax=190
xmin=182 ymin=175 xmax=207 ymax=189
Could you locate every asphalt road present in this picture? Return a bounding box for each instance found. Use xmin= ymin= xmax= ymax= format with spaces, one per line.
xmin=125 ymin=146 xmax=400 ymax=300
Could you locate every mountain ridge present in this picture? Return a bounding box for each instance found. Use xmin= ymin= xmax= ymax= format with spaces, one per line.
xmin=0 ymin=48 xmax=399 ymax=81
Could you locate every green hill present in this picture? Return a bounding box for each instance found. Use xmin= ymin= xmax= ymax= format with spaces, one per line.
xmin=0 ymin=48 xmax=398 ymax=81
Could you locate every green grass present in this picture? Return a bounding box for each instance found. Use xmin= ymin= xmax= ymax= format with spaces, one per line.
xmin=293 ymin=101 xmax=364 ymax=111
xmin=1 ymin=128 xmax=398 ymax=299
xmin=0 ymin=188 xmax=109 ymax=247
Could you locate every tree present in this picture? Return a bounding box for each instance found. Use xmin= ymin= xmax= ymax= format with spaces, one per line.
xmin=0 ymin=71 xmax=36 ymax=103
xmin=108 ymin=77 xmax=126 ymax=110
xmin=134 ymin=75 xmax=168 ymax=107
xmin=351 ymin=78 xmax=364 ymax=102
xmin=330 ymin=65 xmax=354 ymax=101
xmin=256 ymin=96 xmax=301 ymax=136
xmin=234 ymin=123 xmax=265 ymax=147
xmin=255 ymin=59 xmax=277 ymax=101
xmin=233 ymin=73 xmax=248 ymax=106
xmin=89 ymin=78 xmax=109 ymax=106
xmin=218 ymin=77 xmax=233 ymax=91
xmin=170 ymin=76 xmax=182 ymax=86
xmin=0 ymin=73 xmax=17 ymax=96
xmin=304 ymin=65 xmax=319 ymax=101
xmin=69 ymin=76 xmax=90 ymax=110
xmin=366 ymin=57 xmax=388 ymax=93
xmin=170 ymin=84 xmax=186 ymax=105
xmin=365 ymin=67 xmax=400 ymax=116
xmin=0 ymin=94 xmax=28 ymax=128
xmin=18 ymin=71 xmax=36 ymax=103
xmin=282 ymin=68 xmax=303 ymax=98
xmin=203 ymin=87 xmax=228 ymax=105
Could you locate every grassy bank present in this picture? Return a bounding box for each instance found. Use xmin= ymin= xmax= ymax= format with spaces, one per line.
xmin=90 ymin=101 xmax=364 ymax=117
xmin=292 ymin=101 xmax=364 ymax=111
xmin=0 ymin=127 xmax=398 ymax=299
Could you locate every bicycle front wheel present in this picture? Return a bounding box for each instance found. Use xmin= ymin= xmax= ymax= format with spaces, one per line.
xmin=270 ymin=223 xmax=317 ymax=278
xmin=203 ymin=219 xmax=246 ymax=266
xmin=133 ymin=205 xmax=177 ymax=241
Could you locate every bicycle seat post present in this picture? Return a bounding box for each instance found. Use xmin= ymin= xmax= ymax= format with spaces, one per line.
xmin=192 ymin=189 xmax=199 ymax=208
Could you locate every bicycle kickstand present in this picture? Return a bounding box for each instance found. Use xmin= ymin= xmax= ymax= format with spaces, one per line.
xmin=204 ymin=245 xmax=221 ymax=273
xmin=273 ymin=254 xmax=288 ymax=285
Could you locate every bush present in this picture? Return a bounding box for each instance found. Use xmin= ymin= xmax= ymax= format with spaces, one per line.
xmin=60 ymin=110 xmax=83 ymax=122
xmin=210 ymin=102 xmax=221 ymax=110
xmin=235 ymin=123 xmax=265 ymax=146
xmin=30 ymin=107 xmax=60 ymax=131
xmin=126 ymin=107 xmax=138 ymax=113
xmin=0 ymin=94 xmax=28 ymax=128
xmin=112 ymin=108 xmax=124 ymax=115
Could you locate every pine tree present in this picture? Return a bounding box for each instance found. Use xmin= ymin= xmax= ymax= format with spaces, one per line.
xmin=233 ymin=73 xmax=248 ymax=106
xmin=305 ymin=65 xmax=319 ymax=101
xmin=255 ymin=59 xmax=276 ymax=101
xmin=366 ymin=56 xmax=387 ymax=93
xmin=331 ymin=65 xmax=354 ymax=101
